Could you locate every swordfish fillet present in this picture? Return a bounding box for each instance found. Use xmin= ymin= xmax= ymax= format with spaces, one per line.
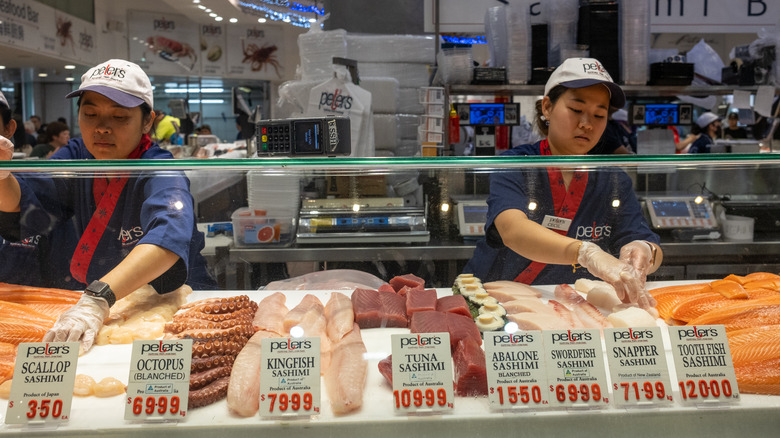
xmin=227 ymin=330 xmax=277 ymax=417
xmin=253 ymin=292 xmax=288 ymax=335
xmin=324 ymin=324 xmax=368 ymax=415
xmin=325 ymin=292 xmax=354 ymax=343
xmin=554 ymin=284 xmax=611 ymax=328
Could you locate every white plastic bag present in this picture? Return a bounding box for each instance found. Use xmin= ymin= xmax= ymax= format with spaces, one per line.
xmin=687 ymin=39 xmax=725 ymax=84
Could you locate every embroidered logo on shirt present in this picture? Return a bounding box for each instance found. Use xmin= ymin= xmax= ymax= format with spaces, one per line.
xmin=575 ymin=222 xmax=612 ymax=239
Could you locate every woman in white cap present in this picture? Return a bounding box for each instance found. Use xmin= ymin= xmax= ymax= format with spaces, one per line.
xmin=0 ymin=59 xmax=215 ymax=352
xmin=464 ymin=58 xmax=662 ymax=311
xmin=688 ymin=112 xmax=721 ymax=153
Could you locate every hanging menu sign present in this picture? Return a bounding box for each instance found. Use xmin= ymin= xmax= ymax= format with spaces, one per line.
xmin=225 ymin=24 xmax=284 ymax=80
xmin=5 ymin=342 xmax=79 ymax=425
xmin=391 ymin=333 xmax=454 ymax=414
xmin=484 ymin=331 xmax=550 ymax=410
xmin=668 ymin=325 xmax=740 ymax=406
xmin=199 ymin=23 xmax=227 ymax=77
xmin=124 ymin=339 xmax=192 ymax=421
xmin=604 ymin=327 xmax=674 ymax=408
xmin=543 ymin=329 xmax=609 ymax=409
xmin=127 ymin=10 xmax=201 ymax=75
xmin=259 ymin=337 xmax=321 ymax=418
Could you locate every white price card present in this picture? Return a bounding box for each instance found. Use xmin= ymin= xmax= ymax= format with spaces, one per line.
xmin=543 ymin=329 xmax=609 ymax=409
xmin=604 ymin=327 xmax=674 ymax=408
xmin=668 ymin=325 xmax=740 ymax=406
xmin=125 ymin=340 xmax=192 ymax=421
xmin=5 ymin=342 xmax=79 ymax=425
xmin=484 ymin=331 xmax=550 ymax=410
xmin=259 ymin=337 xmax=321 ymax=418
xmin=391 ymin=333 xmax=453 ymax=414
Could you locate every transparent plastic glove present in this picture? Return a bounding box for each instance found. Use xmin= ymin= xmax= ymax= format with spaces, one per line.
xmin=0 ymin=136 xmax=13 ymax=179
xmin=577 ymin=242 xmax=655 ymax=310
xmin=619 ymin=240 xmax=654 ymax=281
xmin=43 ymin=294 xmax=109 ymax=354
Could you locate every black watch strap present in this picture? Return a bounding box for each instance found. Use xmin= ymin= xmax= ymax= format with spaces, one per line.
xmin=84 ymin=280 xmax=116 ymax=308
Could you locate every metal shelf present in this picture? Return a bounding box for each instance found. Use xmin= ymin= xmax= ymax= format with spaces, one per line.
xmin=448 ymin=84 xmax=776 ymax=97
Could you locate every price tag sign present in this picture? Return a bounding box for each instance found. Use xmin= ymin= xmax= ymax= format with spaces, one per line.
xmin=5 ymin=342 xmax=79 ymax=425
xmin=259 ymin=337 xmax=321 ymax=418
xmin=125 ymin=339 xmax=192 ymax=421
xmin=484 ymin=331 xmax=550 ymax=410
xmin=391 ymin=333 xmax=453 ymax=414
xmin=543 ymin=329 xmax=609 ymax=409
xmin=668 ymin=325 xmax=740 ymax=406
xmin=604 ymin=327 xmax=674 ymax=408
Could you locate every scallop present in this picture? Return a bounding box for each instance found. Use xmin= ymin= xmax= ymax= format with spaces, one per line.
xmin=94 ymin=377 xmax=126 ymax=397
xmin=73 ymin=374 xmax=96 ymax=397
xmin=0 ymin=380 xmax=12 ymax=399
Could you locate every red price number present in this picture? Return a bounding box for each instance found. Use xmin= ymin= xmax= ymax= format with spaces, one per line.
xmin=614 ymin=381 xmax=670 ymax=401
xmin=128 ymin=396 xmax=183 ymax=417
xmin=263 ymin=392 xmax=314 ymax=413
xmin=24 ymin=399 xmax=64 ymax=420
xmin=393 ymin=388 xmax=450 ymax=409
xmin=678 ymin=379 xmax=734 ymax=401
xmin=492 ymin=385 xmax=544 ymax=405
xmin=550 ymin=384 xmax=603 ymax=403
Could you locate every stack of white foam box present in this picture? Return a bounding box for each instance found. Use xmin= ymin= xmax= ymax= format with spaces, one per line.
xmin=290 ymin=30 xmax=435 ymax=157
xmin=418 ymin=87 xmax=445 ymax=156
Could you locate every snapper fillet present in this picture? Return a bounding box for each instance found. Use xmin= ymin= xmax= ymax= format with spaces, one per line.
xmin=324 ymin=324 xmax=367 ymax=415
xmin=226 ymin=330 xmax=277 ymax=417
xmin=686 ymin=294 xmax=780 ymax=331
xmin=325 ymin=292 xmax=354 ymax=343
xmin=253 ymin=292 xmax=288 ymax=335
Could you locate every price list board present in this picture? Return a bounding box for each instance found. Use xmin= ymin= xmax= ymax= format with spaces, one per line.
xmin=543 ymin=329 xmax=609 ymax=409
xmin=391 ymin=333 xmax=454 ymax=414
xmin=484 ymin=331 xmax=550 ymax=410
xmin=604 ymin=327 xmax=674 ymax=408
xmin=5 ymin=342 xmax=79 ymax=425
xmin=259 ymin=337 xmax=321 ymax=418
xmin=668 ymin=325 xmax=740 ymax=406
xmin=125 ymin=340 xmax=192 ymax=421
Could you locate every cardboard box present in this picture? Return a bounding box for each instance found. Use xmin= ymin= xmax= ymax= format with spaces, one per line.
xmin=326 ymin=175 xmax=387 ymax=197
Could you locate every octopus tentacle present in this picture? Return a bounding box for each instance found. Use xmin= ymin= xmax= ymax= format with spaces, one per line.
xmin=191 ymin=354 xmax=235 ymax=373
xmin=181 ymin=296 xmax=248 ymax=310
xmin=173 ymin=307 xmax=256 ymax=323
xmin=192 ymin=339 xmax=245 ymax=358
xmin=172 ymin=325 xmax=255 ymax=341
xmin=165 ymin=319 xmax=254 ymax=334
xmin=190 ymin=365 xmax=232 ymax=390
xmin=189 ymin=375 xmax=230 ymax=408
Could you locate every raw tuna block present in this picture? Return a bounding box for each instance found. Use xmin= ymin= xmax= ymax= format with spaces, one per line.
xmin=436 ymin=295 xmax=471 ymax=318
xmin=378 ymin=283 xmax=397 ymax=294
xmin=390 ymin=273 xmax=425 ymax=292
xmin=379 ymin=290 xmax=408 ymax=328
xmin=409 ymin=310 xmax=448 ymax=335
xmin=406 ymin=288 xmax=437 ymax=317
xmin=396 ymin=284 xmax=424 ymax=297
xmin=453 ymin=337 xmax=488 ymax=396
xmin=352 ymin=288 xmax=383 ymax=329
xmin=445 ymin=312 xmax=482 ymax=348
xmin=378 ymin=354 xmax=393 ymax=386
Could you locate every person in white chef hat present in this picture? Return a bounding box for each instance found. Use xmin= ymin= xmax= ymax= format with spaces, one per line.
xmin=688 ymin=111 xmax=721 ymax=153
xmin=464 ymin=58 xmax=662 ymax=311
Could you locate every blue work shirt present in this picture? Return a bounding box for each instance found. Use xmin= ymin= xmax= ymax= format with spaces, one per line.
xmin=463 ymin=141 xmax=659 ymax=284
xmin=11 ymin=137 xmax=215 ymax=291
xmin=688 ymin=134 xmax=713 ymax=153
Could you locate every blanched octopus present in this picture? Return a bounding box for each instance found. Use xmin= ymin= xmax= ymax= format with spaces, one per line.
xmin=164 ymin=295 xmax=258 ymax=408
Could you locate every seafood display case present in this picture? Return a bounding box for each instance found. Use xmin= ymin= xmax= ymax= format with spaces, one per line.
xmin=0 ymin=154 xmax=778 ymax=437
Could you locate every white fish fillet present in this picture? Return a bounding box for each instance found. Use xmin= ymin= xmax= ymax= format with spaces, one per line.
xmin=607 ymin=306 xmax=657 ymax=328
xmin=283 ymin=294 xmax=324 ymax=332
xmin=227 ymin=330 xmax=277 ymax=417
xmin=501 ymin=298 xmax=556 ymax=315
xmin=325 ymin=292 xmax=354 ymax=342
xmin=554 ymin=284 xmax=611 ymax=328
xmin=585 ymin=284 xmax=622 ymax=310
xmin=324 ymin=324 xmax=367 ymax=415
xmin=507 ymin=312 xmax=569 ymax=330
xmin=483 ymin=281 xmax=543 ymax=296
xmin=548 ymin=299 xmax=584 ymax=329
xmin=287 ymin=295 xmax=332 ymax=373
xmin=253 ymin=292 xmax=288 ymax=335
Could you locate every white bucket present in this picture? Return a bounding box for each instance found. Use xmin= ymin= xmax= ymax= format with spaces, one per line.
xmin=722 ymin=214 xmax=755 ymax=241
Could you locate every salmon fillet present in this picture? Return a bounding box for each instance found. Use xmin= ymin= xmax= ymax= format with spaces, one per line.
xmin=672 ymin=290 xmax=778 ymax=322
xmin=0 ymin=321 xmax=47 ymax=345
xmin=687 ymin=295 xmax=780 ymax=331
xmin=0 ymin=283 xmax=81 ymax=304
xmin=648 ymin=283 xmax=710 ymax=297
xmin=727 ymin=325 xmax=780 ymax=367
xmin=734 ymin=357 xmax=780 ymax=395
xmin=0 ymin=302 xmax=56 ymax=327
xmin=24 ymin=303 xmax=75 ymax=320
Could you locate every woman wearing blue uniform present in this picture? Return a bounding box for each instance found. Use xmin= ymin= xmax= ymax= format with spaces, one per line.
xmin=0 ymin=59 xmax=215 ymax=352
xmin=688 ymin=112 xmax=721 ymax=154
xmin=464 ymin=58 xmax=662 ymax=310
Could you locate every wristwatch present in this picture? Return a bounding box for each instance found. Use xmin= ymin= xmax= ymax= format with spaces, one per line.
xmin=84 ymin=280 xmax=116 ymax=308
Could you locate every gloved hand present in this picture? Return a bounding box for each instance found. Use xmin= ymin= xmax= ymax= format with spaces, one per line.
xmin=619 ymin=240 xmax=654 ymax=281
xmin=0 ymin=136 xmax=13 ymax=179
xmin=577 ymin=242 xmax=656 ymax=310
xmin=43 ymin=294 xmax=109 ymax=354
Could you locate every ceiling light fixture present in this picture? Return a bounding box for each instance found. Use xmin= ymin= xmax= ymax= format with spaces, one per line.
xmin=229 ymin=18 xmax=238 ymax=23
xmin=64 ymin=65 xmax=76 ymax=70
xmin=38 ymin=73 xmax=48 ymax=77
xmin=215 ymin=16 xmax=223 ymax=21
xmin=209 ymin=13 xmax=217 ymax=17
xmin=198 ymin=5 xmax=206 ymax=9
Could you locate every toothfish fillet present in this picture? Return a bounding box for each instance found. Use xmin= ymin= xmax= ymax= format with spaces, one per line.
xmin=325 ymin=292 xmax=354 ymax=343
xmin=253 ymin=292 xmax=288 ymax=336
xmin=324 ymin=324 xmax=367 ymax=415
xmin=687 ymin=295 xmax=780 ymax=331
xmin=226 ymin=330 xmax=277 ymax=417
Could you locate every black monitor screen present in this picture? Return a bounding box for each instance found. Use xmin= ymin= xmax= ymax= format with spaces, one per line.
xmin=651 ymin=200 xmax=690 ymax=217
xmin=462 ymin=205 xmax=488 ymax=223
xmin=294 ymin=121 xmax=322 ymax=154
xmin=645 ymin=104 xmax=679 ymax=125
xmin=470 ymin=104 xmax=505 ymax=125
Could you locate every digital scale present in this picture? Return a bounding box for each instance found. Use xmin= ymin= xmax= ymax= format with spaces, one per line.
xmin=296 ymin=198 xmax=429 ymax=244
xmin=454 ymin=199 xmax=489 ymax=237
xmin=644 ymin=196 xmax=721 ymax=240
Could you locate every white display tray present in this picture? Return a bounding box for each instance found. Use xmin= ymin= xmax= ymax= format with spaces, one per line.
xmin=0 ymin=283 xmax=778 ymax=437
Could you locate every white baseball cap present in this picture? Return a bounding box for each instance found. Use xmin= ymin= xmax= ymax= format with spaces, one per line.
xmin=544 ymin=57 xmax=625 ymax=109
xmin=612 ymin=108 xmax=628 ymax=122
xmin=0 ymin=90 xmax=8 ymax=109
xmin=66 ymin=59 xmax=153 ymax=108
xmin=696 ymin=112 xmax=720 ymax=128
